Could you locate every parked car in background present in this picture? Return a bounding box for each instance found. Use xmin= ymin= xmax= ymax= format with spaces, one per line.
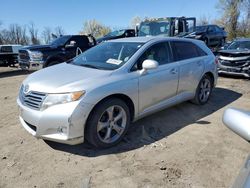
xmin=17 ymin=37 xmax=217 ymax=148
xmin=223 ymin=108 xmax=250 ymax=188
xmin=184 ymin=25 xmax=227 ymax=47
xmin=96 ymin=29 xmax=135 ymax=44
xmin=217 ymin=38 xmax=250 ymax=78
xmin=136 ymin=17 xmax=196 ymax=37
xmin=18 ymin=35 xmax=96 ymax=70
xmin=0 ymin=45 xmax=23 ymax=67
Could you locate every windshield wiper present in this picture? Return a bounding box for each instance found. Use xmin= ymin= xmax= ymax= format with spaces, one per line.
xmin=80 ymin=64 xmax=99 ymax=69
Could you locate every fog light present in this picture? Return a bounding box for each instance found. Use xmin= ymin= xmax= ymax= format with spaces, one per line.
xmin=57 ymin=126 xmax=67 ymax=134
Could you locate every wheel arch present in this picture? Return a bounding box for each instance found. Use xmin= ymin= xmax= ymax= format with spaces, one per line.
xmin=204 ymin=71 xmax=215 ymax=88
xmin=87 ymin=93 xmax=135 ymax=123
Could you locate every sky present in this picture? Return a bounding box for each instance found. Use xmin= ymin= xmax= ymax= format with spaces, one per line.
xmin=0 ymin=0 xmax=219 ymax=35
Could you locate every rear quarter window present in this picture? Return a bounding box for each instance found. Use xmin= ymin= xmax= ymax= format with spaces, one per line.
xmin=171 ymin=41 xmax=207 ymax=61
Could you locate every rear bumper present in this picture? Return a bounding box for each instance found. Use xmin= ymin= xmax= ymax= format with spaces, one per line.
xmin=19 ymin=59 xmax=44 ymax=70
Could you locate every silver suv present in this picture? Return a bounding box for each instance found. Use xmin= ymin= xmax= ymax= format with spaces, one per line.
xmin=17 ymin=37 xmax=217 ymax=148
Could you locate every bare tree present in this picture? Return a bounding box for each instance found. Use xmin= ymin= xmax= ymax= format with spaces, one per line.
xmin=8 ymin=24 xmax=29 ymax=45
xmin=0 ymin=21 xmax=3 ymax=44
xmin=217 ymin=0 xmax=243 ymax=40
xmin=80 ymin=19 xmax=111 ymax=38
xmin=130 ymin=16 xmax=142 ymax=28
xmin=197 ymin=15 xmax=210 ymax=25
xmin=29 ymin=22 xmax=40 ymax=45
xmin=54 ymin=26 xmax=65 ymax=37
xmin=41 ymin=27 xmax=52 ymax=44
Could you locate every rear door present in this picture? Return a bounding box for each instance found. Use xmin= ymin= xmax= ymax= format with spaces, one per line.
xmin=171 ymin=41 xmax=206 ymax=95
xmin=135 ymin=42 xmax=179 ymax=113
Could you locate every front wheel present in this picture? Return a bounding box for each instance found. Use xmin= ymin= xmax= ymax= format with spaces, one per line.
xmin=192 ymin=75 xmax=212 ymax=105
xmin=85 ymin=98 xmax=131 ymax=148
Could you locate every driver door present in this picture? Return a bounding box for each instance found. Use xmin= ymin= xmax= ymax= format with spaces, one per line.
xmin=136 ymin=42 xmax=179 ymax=114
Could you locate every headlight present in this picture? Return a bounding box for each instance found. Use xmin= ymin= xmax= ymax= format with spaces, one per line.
xmin=195 ymin=35 xmax=202 ymax=39
xmin=28 ymin=51 xmax=43 ymax=61
xmin=41 ymin=91 xmax=85 ymax=110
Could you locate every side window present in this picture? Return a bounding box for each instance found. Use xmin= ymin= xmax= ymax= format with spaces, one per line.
xmin=208 ymin=26 xmax=215 ymax=33
xmin=171 ymin=41 xmax=206 ymax=61
xmin=71 ymin=36 xmax=89 ymax=47
xmin=215 ymin=26 xmax=222 ymax=33
xmin=132 ymin=42 xmax=172 ymax=70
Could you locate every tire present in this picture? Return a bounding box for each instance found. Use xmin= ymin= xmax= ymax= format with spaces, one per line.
xmin=85 ymin=98 xmax=131 ymax=148
xmin=191 ymin=75 xmax=212 ymax=105
xmin=47 ymin=60 xmax=59 ymax=67
xmin=204 ymin=38 xmax=209 ymax=46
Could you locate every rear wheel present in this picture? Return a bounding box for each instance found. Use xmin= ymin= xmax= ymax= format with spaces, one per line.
xmin=192 ymin=75 xmax=212 ymax=105
xmin=85 ymin=98 xmax=130 ymax=148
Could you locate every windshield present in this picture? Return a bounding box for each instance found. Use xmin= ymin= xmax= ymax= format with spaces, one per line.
xmin=50 ymin=36 xmax=71 ymax=46
xmin=71 ymin=42 xmax=143 ymax=70
xmin=138 ymin=21 xmax=170 ymax=36
xmin=227 ymin=41 xmax=250 ymax=50
xmin=195 ymin=26 xmax=207 ymax=32
xmin=105 ymin=30 xmax=125 ymax=37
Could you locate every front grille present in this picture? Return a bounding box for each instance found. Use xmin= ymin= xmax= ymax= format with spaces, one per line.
xmin=219 ymin=59 xmax=250 ymax=68
xmin=18 ymin=50 xmax=30 ymax=60
xmin=19 ymin=86 xmax=46 ymax=110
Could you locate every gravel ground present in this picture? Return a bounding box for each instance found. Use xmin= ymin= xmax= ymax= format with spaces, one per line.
xmin=0 ymin=67 xmax=250 ymax=188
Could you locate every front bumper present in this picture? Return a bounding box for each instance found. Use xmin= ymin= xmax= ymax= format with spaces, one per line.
xmin=19 ymin=59 xmax=44 ymax=70
xmin=218 ymin=63 xmax=250 ymax=78
xmin=17 ymin=98 xmax=94 ymax=145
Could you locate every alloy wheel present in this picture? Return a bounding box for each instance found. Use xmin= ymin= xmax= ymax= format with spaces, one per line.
xmin=97 ymin=105 xmax=127 ymax=144
xmin=199 ymin=78 xmax=211 ymax=103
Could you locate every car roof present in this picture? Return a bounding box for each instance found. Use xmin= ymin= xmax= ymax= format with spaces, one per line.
xmin=108 ymin=36 xmax=197 ymax=43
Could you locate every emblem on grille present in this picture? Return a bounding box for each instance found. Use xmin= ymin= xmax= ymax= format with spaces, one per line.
xmin=24 ymin=85 xmax=30 ymax=94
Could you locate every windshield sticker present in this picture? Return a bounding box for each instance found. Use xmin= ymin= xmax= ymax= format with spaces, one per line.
xmin=106 ymin=59 xmax=122 ymax=65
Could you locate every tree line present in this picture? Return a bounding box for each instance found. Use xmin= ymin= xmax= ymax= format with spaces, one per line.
xmin=0 ymin=22 xmax=65 ymax=45
xmin=0 ymin=0 xmax=249 ymax=45
xmin=198 ymin=0 xmax=250 ymax=40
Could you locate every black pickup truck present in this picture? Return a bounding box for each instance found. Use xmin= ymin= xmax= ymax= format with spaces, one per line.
xmin=19 ymin=35 xmax=96 ymax=70
xmin=0 ymin=45 xmax=23 ymax=67
xmin=96 ymin=29 xmax=135 ymax=44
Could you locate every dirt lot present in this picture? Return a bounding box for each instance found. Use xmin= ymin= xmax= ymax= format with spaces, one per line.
xmin=0 ymin=67 xmax=250 ymax=188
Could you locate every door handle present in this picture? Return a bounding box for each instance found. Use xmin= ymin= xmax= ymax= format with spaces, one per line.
xmin=170 ymin=68 xmax=178 ymax=74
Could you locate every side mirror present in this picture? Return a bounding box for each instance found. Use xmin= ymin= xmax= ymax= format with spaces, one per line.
xmin=223 ymin=108 xmax=250 ymax=142
xmin=140 ymin=59 xmax=158 ymax=75
xmin=65 ymin=41 xmax=76 ymax=48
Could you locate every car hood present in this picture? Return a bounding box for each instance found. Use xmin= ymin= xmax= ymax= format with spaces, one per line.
xmin=22 ymin=44 xmax=54 ymax=51
xmin=219 ymin=49 xmax=250 ymax=55
xmin=183 ymin=31 xmax=205 ymax=37
xmin=22 ymin=63 xmax=112 ymax=93
xmin=219 ymin=49 xmax=250 ymax=58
